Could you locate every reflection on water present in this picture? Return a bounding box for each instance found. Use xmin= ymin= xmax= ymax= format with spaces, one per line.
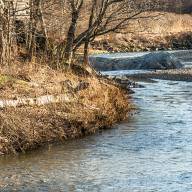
xmin=0 ymin=79 xmax=192 ymax=192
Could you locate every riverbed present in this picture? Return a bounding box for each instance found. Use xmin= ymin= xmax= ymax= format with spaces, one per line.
xmin=0 ymin=51 xmax=192 ymax=191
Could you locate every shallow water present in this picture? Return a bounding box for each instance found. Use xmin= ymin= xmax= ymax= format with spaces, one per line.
xmin=0 ymin=79 xmax=192 ymax=192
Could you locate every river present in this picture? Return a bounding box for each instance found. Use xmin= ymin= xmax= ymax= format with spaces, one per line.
xmin=0 ymin=51 xmax=192 ymax=192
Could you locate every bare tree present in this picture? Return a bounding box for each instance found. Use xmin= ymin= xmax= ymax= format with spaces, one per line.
xmin=60 ymin=0 xmax=161 ymax=65
xmin=76 ymin=0 xmax=161 ymax=65
xmin=0 ymin=0 xmax=163 ymax=68
xmin=28 ymin=0 xmax=48 ymax=61
xmin=0 ymin=0 xmax=5 ymax=64
xmin=0 ymin=0 xmax=15 ymax=65
xmin=63 ymin=0 xmax=83 ymax=65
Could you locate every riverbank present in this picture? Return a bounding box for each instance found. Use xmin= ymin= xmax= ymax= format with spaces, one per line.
xmin=124 ymin=68 xmax=192 ymax=82
xmin=1 ymin=69 xmax=192 ymax=191
xmin=91 ymin=32 xmax=192 ymax=53
xmin=0 ymin=63 xmax=132 ymax=155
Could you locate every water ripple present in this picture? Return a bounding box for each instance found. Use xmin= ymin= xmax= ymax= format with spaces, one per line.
xmin=0 ymin=78 xmax=192 ymax=191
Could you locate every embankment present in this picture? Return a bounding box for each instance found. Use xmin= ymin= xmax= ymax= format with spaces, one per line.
xmin=126 ymin=68 xmax=192 ymax=82
xmin=0 ymin=63 xmax=132 ymax=155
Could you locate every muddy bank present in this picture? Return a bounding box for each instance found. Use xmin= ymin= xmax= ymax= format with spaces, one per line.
xmin=125 ymin=68 xmax=192 ymax=82
xmin=0 ymin=64 xmax=132 ymax=155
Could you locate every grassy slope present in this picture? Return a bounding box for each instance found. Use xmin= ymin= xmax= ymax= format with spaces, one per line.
xmin=91 ymin=12 xmax=192 ymax=52
xmin=0 ymin=63 xmax=132 ymax=155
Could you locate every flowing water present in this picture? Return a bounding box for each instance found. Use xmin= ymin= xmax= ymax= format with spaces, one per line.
xmin=0 ymin=51 xmax=192 ymax=192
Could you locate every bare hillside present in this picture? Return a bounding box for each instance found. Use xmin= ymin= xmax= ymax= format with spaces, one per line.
xmin=91 ymin=12 xmax=192 ymax=52
xmin=132 ymin=12 xmax=192 ymax=35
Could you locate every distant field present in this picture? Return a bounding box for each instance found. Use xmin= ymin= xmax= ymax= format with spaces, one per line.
xmin=106 ymin=12 xmax=192 ymax=39
xmin=91 ymin=12 xmax=192 ymax=52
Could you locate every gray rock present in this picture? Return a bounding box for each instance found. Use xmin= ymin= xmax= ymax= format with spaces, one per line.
xmin=103 ymin=75 xmax=144 ymax=90
xmin=89 ymin=52 xmax=183 ymax=71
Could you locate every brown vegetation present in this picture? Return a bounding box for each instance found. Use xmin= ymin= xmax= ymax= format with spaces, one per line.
xmin=91 ymin=31 xmax=192 ymax=52
xmin=0 ymin=0 xmax=143 ymax=155
xmin=1 ymin=0 xmax=191 ymax=155
xmin=0 ymin=63 xmax=132 ymax=155
xmin=90 ymin=10 xmax=192 ymax=52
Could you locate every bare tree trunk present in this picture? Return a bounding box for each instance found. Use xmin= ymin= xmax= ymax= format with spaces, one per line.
xmin=38 ymin=0 xmax=48 ymax=51
xmin=63 ymin=0 xmax=83 ymax=66
xmin=0 ymin=0 xmax=5 ymax=64
xmin=28 ymin=25 xmax=36 ymax=61
xmin=83 ymin=0 xmax=96 ymax=66
xmin=28 ymin=0 xmax=36 ymax=61
xmin=83 ymin=38 xmax=97 ymax=75
xmin=83 ymin=39 xmax=89 ymax=65
xmin=0 ymin=27 xmax=5 ymax=65
xmin=6 ymin=2 xmax=12 ymax=66
xmin=0 ymin=20 xmax=4 ymax=65
xmin=63 ymin=11 xmax=78 ymax=65
xmin=28 ymin=0 xmax=47 ymax=61
xmin=0 ymin=0 xmax=11 ymax=65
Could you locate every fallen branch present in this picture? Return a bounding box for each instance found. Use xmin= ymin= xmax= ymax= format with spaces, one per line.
xmin=0 ymin=94 xmax=75 ymax=108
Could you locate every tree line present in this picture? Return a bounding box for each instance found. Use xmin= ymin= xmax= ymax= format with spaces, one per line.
xmin=0 ymin=0 xmax=162 ymax=67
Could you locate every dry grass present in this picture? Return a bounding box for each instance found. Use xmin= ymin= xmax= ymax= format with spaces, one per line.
xmin=0 ymin=62 xmax=132 ymax=155
xmin=90 ymin=11 xmax=192 ymax=53
xmin=0 ymin=61 xmax=81 ymax=99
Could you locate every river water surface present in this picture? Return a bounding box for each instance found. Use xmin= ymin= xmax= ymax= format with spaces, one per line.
xmin=0 ymin=51 xmax=192 ymax=192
